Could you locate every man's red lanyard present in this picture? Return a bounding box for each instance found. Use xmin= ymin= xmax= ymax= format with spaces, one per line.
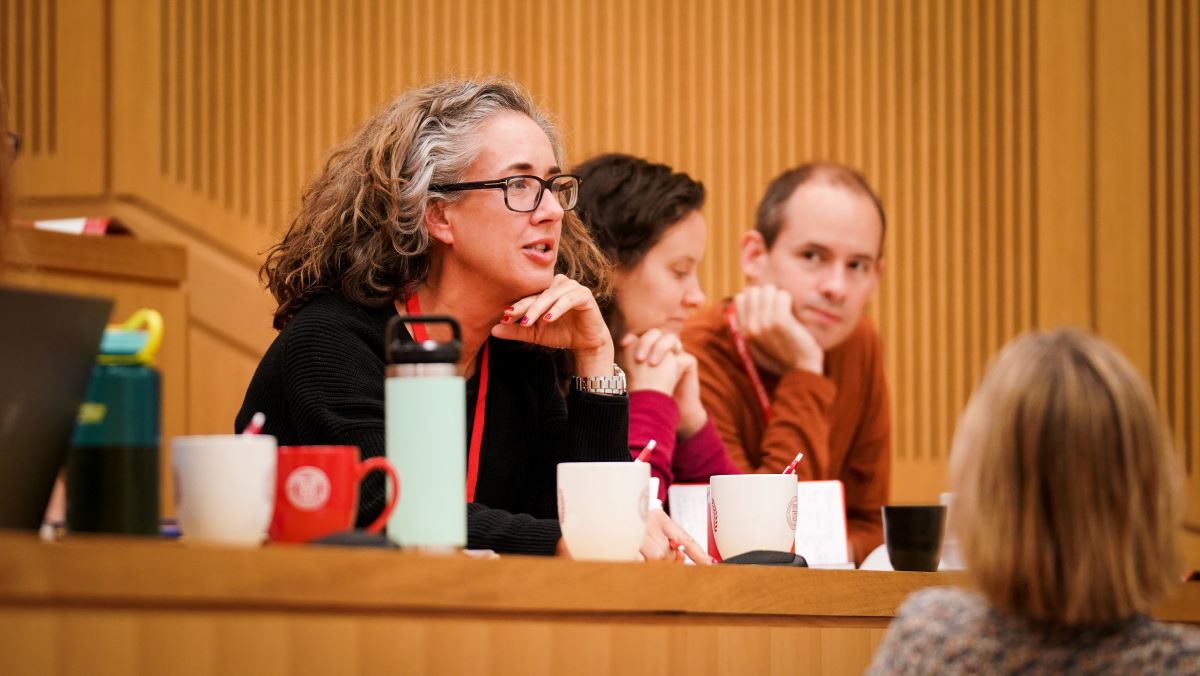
xmin=405 ymin=294 xmax=489 ymax=502
xmin=724 ymin=304 xmax=773 ymax=423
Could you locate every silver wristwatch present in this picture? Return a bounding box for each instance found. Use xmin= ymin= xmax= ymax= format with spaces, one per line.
xmin=572 ymin=364 xmax=627 ymax=396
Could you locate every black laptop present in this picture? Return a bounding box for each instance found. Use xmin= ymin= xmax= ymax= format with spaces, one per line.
xmin=0 ymin=286 xmax=111 ymax=530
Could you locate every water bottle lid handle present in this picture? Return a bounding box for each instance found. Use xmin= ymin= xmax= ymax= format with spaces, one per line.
xmin=385 ymin=314 xmax=462 ymax=364
xmin=97 ymin=308 xmax=163 ymax=365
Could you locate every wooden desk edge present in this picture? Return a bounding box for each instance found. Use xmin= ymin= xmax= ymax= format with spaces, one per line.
xmin=0 ymin=532 xmax=1195 ymax=625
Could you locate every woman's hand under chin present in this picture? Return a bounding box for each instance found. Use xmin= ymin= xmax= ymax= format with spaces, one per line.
xmin=621 ymin=330 xmax=708 ymax=437
xmin=619 ymin=330 xmax=682 ymax=396
xmin=491 ymin=274 xmax=615 ymax=376
xmin=672 ymin=352 xmax=710 ymax=437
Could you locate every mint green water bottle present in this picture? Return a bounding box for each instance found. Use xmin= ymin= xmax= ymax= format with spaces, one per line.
xmin=384 ymin=315 xmax=465 ymax=551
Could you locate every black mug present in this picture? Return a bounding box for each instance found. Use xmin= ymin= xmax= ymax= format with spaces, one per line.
xmin=882 ymin=505 xmax=947 ymax=572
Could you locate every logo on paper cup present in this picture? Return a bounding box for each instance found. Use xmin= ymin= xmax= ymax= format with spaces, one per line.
xmin=557 ymin=487 xmax=565 ymax=522
xmin=787 ymin=496 xmax=798 ymax=530
xmin=709 ymin=496 xmax=719 ymax=534
xmin=639 ymin=486 xmax=649 ymax=521
xmin=285 ymin=466 xmax=331 ymax=511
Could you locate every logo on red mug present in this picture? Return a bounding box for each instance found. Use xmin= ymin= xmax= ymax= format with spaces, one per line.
xmin=285 ymin=466 xmax=331 ymax=511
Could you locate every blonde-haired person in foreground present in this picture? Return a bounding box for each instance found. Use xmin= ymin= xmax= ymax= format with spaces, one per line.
xmin=236 ymin=76 xmax=706 ymax=562
xmin=869 ymin=329 xmax=1199 ymax=675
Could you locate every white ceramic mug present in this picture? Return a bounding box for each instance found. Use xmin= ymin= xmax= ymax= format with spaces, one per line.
xmin=171 ymin=434 xmax=276 ymax=546
xmin=557 ymin=462 xmax=649 ymax=561
xmin=707 ymin=474 xmax=798 ymax=561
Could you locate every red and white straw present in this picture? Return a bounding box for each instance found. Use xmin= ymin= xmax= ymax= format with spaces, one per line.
xmin=781 ymin=450 xmax=805 ymax=475
xmin=241 ymin=411 xmax=266 ymax=436
xmin=635 ymin=439 xmax=658 ymax=463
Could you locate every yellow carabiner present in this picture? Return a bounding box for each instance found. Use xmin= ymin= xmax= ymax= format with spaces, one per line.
xmin=97 ymin=308 xmax=164 ymax=365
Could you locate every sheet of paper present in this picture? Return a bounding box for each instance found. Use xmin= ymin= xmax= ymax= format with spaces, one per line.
xmin=666 ymin=483 xmax=709 ymax=561
xmin=794 ymin=480 xmax=849 ymax=566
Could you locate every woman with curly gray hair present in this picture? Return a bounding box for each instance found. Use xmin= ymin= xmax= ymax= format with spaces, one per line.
xmin=236 ymin=77 xmax=706 ymax=561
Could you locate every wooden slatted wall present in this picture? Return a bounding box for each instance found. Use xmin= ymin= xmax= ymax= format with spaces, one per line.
xmin=1149 ymin=0 xmax=1200 ymax=531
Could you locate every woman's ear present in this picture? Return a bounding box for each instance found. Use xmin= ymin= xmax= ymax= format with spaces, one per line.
xmin=424 ymin=200 xmax=454 ymax=245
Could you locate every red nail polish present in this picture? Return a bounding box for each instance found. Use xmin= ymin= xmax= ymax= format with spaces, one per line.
xmin=519 ymin=316 xmax=529 ymax=325
xmin=543 ymin=312 xmax=553 ymax=321
xmin=506 ymin=306 xmax=515 ymax=313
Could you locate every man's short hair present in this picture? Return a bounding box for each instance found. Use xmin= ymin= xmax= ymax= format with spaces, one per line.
xmin=754 ymin=162 xmax=887 ymax=255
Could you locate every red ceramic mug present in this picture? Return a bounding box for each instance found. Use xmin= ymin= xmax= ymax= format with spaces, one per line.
xmin=269 ymin=446 xmax=399 ymax=543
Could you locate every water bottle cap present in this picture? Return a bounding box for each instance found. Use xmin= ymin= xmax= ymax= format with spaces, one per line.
xmin=386 ymin=315 xmax=462 ymax=365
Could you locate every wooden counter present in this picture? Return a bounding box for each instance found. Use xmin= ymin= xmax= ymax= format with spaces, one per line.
xmin=0 ymin=532 xmax=1196 ymax=675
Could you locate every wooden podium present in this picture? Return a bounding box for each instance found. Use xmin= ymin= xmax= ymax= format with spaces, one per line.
xmin=0 ymin=532 xmax=1196 ymax=676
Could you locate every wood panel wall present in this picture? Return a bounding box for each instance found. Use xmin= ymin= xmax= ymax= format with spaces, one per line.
xmin=1148 ymin=0 xmax=1200 ymax=537
xmin=3 ymin=0 xmax=1198 ymax=556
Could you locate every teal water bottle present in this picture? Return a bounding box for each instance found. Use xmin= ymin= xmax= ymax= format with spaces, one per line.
xmin=385 ymin=315 xmax=465 ymax=551
xmin=67 ymin=309 xmax=163 ymax=535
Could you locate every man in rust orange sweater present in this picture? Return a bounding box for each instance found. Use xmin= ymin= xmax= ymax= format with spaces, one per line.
xmin=682 ymin=162 xmax=890 ymax=565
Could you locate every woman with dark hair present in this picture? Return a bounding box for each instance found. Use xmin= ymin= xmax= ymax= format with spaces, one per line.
xmin=236 ymin=78 xmax=705 ymax=561
xmin=574 ymin=153 xmax=739 ymax=506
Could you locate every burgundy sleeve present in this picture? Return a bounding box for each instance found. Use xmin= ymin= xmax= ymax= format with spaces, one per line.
xmin=672 ymin=415 xmax=741 ymax=483
xmin=628 ymin=390 xmax=679 ymax=502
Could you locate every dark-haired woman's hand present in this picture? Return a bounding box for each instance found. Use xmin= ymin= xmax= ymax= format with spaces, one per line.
xmin=492 ymin=274 xmax=615 ymax=377
xmin=620 ymin=330 xmax=682 ymax=396
xmin=673 ymin=352 xmax=709 ymax=437
xmin=622 ymin=330 xmax=707 ymax=435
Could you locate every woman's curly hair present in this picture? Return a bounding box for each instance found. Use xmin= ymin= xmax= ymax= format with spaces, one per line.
xmin=262 ymin=76 xmax=609 ymax=329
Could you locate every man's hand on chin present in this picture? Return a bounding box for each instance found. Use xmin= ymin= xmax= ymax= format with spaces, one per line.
xmin=734 ymin=285 xmax=825 ymax=375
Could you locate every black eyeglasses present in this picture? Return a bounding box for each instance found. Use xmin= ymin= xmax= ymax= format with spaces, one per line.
xmin=430 ymin=174 xmax=581 ymax=213
xmin=5 ymin=132 xmax=19 ymax=160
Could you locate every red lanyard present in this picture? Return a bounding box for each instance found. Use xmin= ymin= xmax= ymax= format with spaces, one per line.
xmin=405 ymin=294 xmax=490 ymax=503
xmin=724 ymin=304 xmax=773 ymax=423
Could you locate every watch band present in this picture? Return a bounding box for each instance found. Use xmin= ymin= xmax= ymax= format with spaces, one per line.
xmin=572 ymin=364 xmax=626 ymax=396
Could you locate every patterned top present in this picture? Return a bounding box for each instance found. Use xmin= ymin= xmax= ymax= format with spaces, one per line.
xmin=868 ymin=587 xmax=1200 ymax=675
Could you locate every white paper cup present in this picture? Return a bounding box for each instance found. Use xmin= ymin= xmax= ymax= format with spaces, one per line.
xmin=171 ymin=434 xmax=276 ymax=546
xmin=557 ymin=462 xmax=649 ymax=561
xmin=707 ymin=474 xmax=798 ymax=561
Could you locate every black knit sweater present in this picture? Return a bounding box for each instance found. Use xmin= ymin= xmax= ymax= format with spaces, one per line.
xmin=235 ymin=293 xmax=629 ymax=555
